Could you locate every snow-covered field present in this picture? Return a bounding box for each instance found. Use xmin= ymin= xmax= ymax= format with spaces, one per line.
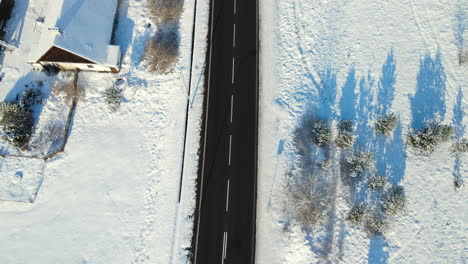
xmin=258 ymin=0 xmax=467 ymax=263
xmin=0 ymin=0 xmax=209 ymax=263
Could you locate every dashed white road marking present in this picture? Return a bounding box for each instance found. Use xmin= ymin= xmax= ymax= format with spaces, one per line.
xmin=228 ymin=134 xmax=232 ymax=166
xmin=226 ymin=179 xmax=230 ymax=212
xmin=233 ymin=23 xmax=236 ymax=47
xmin=231 ymin=57 xmax=235 ymax=84
xmin=230 ymin=95 xmax=234 ymax=123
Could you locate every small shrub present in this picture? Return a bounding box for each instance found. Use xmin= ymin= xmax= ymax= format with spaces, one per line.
xmin=311 ymin=119 xmax=332 ymax=147
xmin=408 ymin=123 xmax=454 ymax=154
xmin=382 ymin=185 xmax=407 ymax=215
xmin=42 ymin=64 xmax=59 ymax=76
xmin=288 ymin=178 xmax=327 ymax=228
xmin=365 ymin=214 xmax=389 ymax=234
xmin=335 ymin=131 xmax=355 ymax=149
xmin=451 ymin=138 xmax=468 ymax=154
xmin=52 ymin=80 xmax=82 ymax=106
xmin=318 ymin=159 xmax=332 ymax=170
xmin=102 ymin=86 xmax=123 ymax=111
xmin=147 ymin=0 xmax=184 ymax=23
xmin=368 ymin=176 xmax=388 ymax=190
xmin=375 ymin=113 xmax=398 ymax=135
xmin=347 ymin=150 xmax=375 ymax=177
xmin=454 ymin=177 xmax=464 ymax=190
xmin=0 ymin=105 xmax=34 ymax=148
xmin=338 ymin=120 xmax=353 ymax=133
xmin=0 ymin=102 xmax=21 ymax=116
xmin=20 ymin=88 xmax=42 ymax=110
xmin=145 ymin=24 xmax=180 ymax=73
xmin=346 ymin=203 xmax=368 ymax=225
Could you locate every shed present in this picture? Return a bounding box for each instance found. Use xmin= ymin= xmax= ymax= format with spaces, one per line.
xmin=28 ymin=0 xmax=121 ymax=73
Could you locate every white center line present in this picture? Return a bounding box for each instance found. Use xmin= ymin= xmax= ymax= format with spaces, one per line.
xmin=225 ymin=179 xmax=230 ymax=212
xmin=228 ymin=134 xmax=232 ymax=166
xmin=233 ymin=23 xmax=236 ymax=47
xmin=234 ymin=0 xmax=236 ymax=14
xmin=222 ymin=232 xmax=228 ymax=263
xmin=230 ymin=95 xmax=234 ymax=123
xmin=231 ymin=57 xmax=235 ymax=84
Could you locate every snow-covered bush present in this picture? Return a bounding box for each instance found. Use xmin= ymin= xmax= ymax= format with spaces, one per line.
xmin=365 ymin=214 xmax=389 ymax=234
xmin=382 ymin=185 xmax=407 ymax=215
xmin=52 ymin=80 xmax=81 ymax=106
xmin=368 ymin=176 xmax=388 ymax=190
xmin=408 ymin=123 xmax=454 ymax=154
xmin=454 ymin=177 xmax=464 ymax=190
xmin=147 ymin=0 xmax=183 ymax=23
xmin=20 ymin=88 xmax=42 ymax=110
xmin=338 ymin=120 xmax=353 ymax=133
xmin=335 ymin=131 xmax=355 ymax=149
xmin=0 ymin=102 xmax=21 ymax=116
xmin=0 ymin=104 xmax=34 ymax=148
xmin=347 ymin=150 xmax=375 ymax=177
xmin=145 ymin=23 xmax=180 ymax=74
xmin=346 ymin=203 xmax=368 ymax=225
xmin=288 ymin=177 xmax=327 ymax=228
xmin=102 ymin=86 xmax=123 ymax=111
xmin=375 ymin=113 xmax=398 ymax=135
xmin=311 ymin=119 xmax=332 ymax=147
xmin=451 ymin=138 xmax=468 ymax=154
xmin=318 ymin=159 xmax=332 ymax=170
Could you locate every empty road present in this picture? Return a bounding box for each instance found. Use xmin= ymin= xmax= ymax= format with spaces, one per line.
xmin=193 ymin=0 xmax=258 ymax=263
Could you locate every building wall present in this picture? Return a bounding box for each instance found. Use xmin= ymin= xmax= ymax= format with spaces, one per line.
xmin=40 ymin=62 xmax=115 ymax=72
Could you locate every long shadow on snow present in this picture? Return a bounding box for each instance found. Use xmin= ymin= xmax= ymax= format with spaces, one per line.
xmin=368 ymin=50 xmax=406 ymax=264
xmin=452 ymin=87 xmax=465 ymax=184
xmin=410 ymin=51 xmax=447 ymax=130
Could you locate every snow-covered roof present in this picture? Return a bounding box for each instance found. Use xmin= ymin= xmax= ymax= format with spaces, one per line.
xmin=29 ymin=0 xmax=118 ymax=66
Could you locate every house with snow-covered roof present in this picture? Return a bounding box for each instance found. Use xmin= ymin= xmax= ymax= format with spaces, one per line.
xmin=28 ymin=0 xmax=121 ymax=72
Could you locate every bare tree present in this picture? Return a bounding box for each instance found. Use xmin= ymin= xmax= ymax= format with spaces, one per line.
xmin=147 ymin=0 xmax=184 ymax=23
xmin=145 ymin=22 xmax=180 ymax=73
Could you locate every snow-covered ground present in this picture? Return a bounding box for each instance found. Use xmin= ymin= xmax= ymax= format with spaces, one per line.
xmin=0 ymin=0 xmax=209 ymax=263
xmin=258 ymin=0 xmax=467 ymax=263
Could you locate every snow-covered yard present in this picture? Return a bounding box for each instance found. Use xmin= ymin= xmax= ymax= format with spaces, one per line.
xmin=0 ymin=0 xmax=209 ymax=263
xmin=258 ymin=0 xmax=467 ymax=263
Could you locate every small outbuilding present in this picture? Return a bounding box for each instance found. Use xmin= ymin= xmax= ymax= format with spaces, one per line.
xmin=28 ymin=0 xmax=121 ymax=73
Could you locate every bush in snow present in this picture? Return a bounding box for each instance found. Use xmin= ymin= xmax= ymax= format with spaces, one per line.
xmin=147 ymin=0 xmax=183 ymax=23
xmin=145 ymin=23 xmax=180 ymax=74
xmin=335 ymin=120 xmax=355 ymax=149
xmin=335 ymin=131 xmax=355 ymax=149
xmin=365 ymin=214 xmax=389 ymax=234
xmin=310 ymin=119 xmax=332 ymax=147
xmin=20 ymin=88 xmax=42 ymax=110
xmin=451 ymin=138 xmax=468 ymax=154
xmin=288 ymin=177 xmax=328 ymax=228
xmin=375 ymin=113 xmax=398 ymax=135
xmin=382 ymin=185 xmax=407 ymax=215
xmin=338 ymin=120 xmax=353 ymax=133
xmin=347 ymin=150 xmax=375 ymax=177
xmin=368 ymin=176 xmax=388 ymax=190
xmin=0 ymin=103 xmax=34 ymax=148
xmin=453 ymin=177 xmax=464 ymax=190
xmin=318 ymin=159 xmax=332 ymax=170
xmin=408 ymin=123 xmax=454 ymax=154
xmin=103 ymin=86 xmax=123 ymax=111
xmin=346 ymin=203 xmax=369 ymax=225
xmin=52 ymin=80 xmax=83 ymax=106
xmin=0 ymin=101 xmax=21 ymax=116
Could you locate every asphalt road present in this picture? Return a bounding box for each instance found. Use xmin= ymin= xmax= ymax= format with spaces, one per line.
xmin=193 ymin=0 xmax=258 ymax=263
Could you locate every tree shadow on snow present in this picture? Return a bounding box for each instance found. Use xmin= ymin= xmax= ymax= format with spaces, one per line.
xmin=410 ymin=51 xmax=447 ymax=130
xmin=452 ymin=87 xmax=465 ymax=185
